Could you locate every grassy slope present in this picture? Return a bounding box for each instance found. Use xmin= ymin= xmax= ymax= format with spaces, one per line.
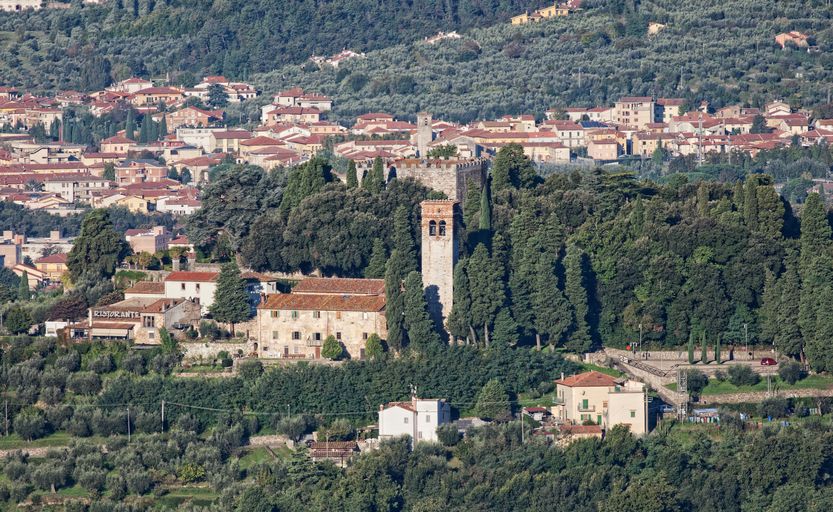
xmin=248 ymin=0 xmax=833 ymax=123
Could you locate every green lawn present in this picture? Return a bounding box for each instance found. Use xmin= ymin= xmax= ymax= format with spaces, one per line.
xmin=0 ymin=432 xmax=73 ymax=450
xmin=580 ymin=363 xmax=625 ymax=378
xmin=666 ymin=374 xmax=833 ymax=395
xmin=57 ymin=485 xmax=89 ymax=498
xmin=239 ymin=446 xmax=273 ymax=469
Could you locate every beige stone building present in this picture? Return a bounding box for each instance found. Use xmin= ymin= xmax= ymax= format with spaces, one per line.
xmin=614 ymin=97 xmax=655 ymax=130
xmin=255 ymin=278 xmax=386 ymax=360
xmin=553 ymin=371 xmax=648 ymax=435
xmin=587 ymin=139 xmax=620 ymax=161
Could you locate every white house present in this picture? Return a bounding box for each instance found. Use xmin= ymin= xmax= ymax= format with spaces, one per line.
xmin=163 ymin=271 xmax=219 ymax=314
xmin=378 ymin=396 xmax=451 ymax=444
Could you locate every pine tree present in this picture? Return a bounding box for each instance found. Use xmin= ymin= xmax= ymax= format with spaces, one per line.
xmin=384 ymin=249 xmax=408 ymax=352
xmin=364 ymin=238 xmax=387 ymax=278
xmin=209 ymin=261 xmax=251 ymax=334
xmin=447 ymin=260 xmax=473 ymax=343
xmin=402 ymin=271 xmax=440 ymax=352
xmin=67 ymin=209 xmax=129 ymax=282
xmin=17 ymin=271 xmax=29 ymax=300
xmin=346 ymin=160 xmax=358 ymax=188
xmin=392 ymin=206 xmax=418 ymax=273
xmin=124 ymin=109 xmax=135 ymax=140
xmin=564 ymin=244 xmax=591 ymax=353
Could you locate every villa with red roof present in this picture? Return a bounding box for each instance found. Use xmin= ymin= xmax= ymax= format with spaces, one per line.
xmin=554 ymin=371 xmax=648 ymax=435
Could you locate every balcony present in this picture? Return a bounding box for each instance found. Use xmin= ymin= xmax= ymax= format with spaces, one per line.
xmin=577 ymin=404 xmax=596 ymax=412
xmin=306 ymin=338 xmax=323 ymax=347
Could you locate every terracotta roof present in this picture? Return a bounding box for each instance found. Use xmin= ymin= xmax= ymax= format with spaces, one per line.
xmin=212 ymin=130 xmax=252 ymax=140
xmin=259 ymin=293 xmax=385 ymax=312
xmin=293 ymin=277 xmax=385 ymax=296
xmin=560 ymin=424 xmax=603 ymax=435
xmin=169 ymin=236 xmax=190 ymax=245
xmin=164 ymin=271 xmax=218 ymax=283
xmin=124 ymin=281 xmax=165 ymax=295
xmin=554 ymin=371 xmax=619 ymax=388
xmin=309 ymin=441 xmax=357 ymax=450
xmin=383 ymin=401 xmax=415 ymax=412
xmin=34 ymin=253 xmax=67 ymax=264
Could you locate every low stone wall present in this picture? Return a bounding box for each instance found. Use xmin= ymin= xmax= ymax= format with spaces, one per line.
xmin=605 ymin=347 xmax=778 ymax=362
xmin=701 ymin=387 xmax=833 ymax=405
xmin=181 ymin=341 xmax=253 ymax=363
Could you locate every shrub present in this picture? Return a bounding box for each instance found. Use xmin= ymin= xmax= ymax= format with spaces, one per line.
xmin=177 ymin=463 xmax=206 ymax=483
xmin=76 ymin=468 xmax=106 ymax=493
xmin=475 ymin=379 xmax=510 ymax=420
xmin=437 ymin=423 xmax=461 ymax=446
xmin=88 ymin=354 xmax=115 ymax=374
xmin=778 ymin=361 xmax=806 ymax=385
xmin=728 ymin=365 xmax=761 ymax=387
xmin=124 ymin=468 xmax=153 ymax=495
xmin=275 ymin=415 xmax=312 ymax=442
xmin=684 ymin=370 xmax=708 ymax=394
xmin=55 ymin=352 xmax=81 ymax=372
xmin=67 ymin=372 xmax=102 ymax=395
xmin=759 ymin=397 xmax=791 ymax=418
xmin=537 ymin=381 xmax=555 ymax=395
xmin=175 ymin=413 xmax=203 ymax=434
xmin=39 ymin=386 xmax=64 ymax=405
xmin=121 ymin=352 xmax=146 ymax=375
xmin=14 ymin=408 xmax=48 ymax=441
xmin=237 ymin=360 xmax=263 ymax=380
xmin=41 ymin=368 xmax=69 ymax=389
xmin=321 ymin=335 xmax=343 ymax=360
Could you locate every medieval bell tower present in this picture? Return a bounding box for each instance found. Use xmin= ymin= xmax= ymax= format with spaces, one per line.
xmin=421 ymin=200 xmax=459 ymax=328
xmin=416 ymin=112 xmax=433 ymax=157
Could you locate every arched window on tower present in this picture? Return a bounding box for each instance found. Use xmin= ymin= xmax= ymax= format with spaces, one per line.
xmin=439 ymin=220 xmax=447 ymax=236
xmin=429 ymin=220 xmax=437 ymax=236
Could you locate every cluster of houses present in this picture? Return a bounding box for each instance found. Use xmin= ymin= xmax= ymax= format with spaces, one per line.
xmin=511 ymin=0 xmax=582 ymax=25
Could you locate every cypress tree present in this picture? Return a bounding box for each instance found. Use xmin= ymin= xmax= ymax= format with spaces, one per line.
xmin=492 ymin=308 xmax=519 ymax=349
xmin=209 ymin=261 xmax=251 ymax=334
xmin=17 ymin=271 xmax=29 ymax=300
xmin=384 ymin=249 xmax=408 ymax=352
xmin=759 ymin=269 xmax=780 ymax=345
xmin=508 ymin=204 xmax=540 ymax=336
xmin=743 ymin=179 xmax=758 ymax=229
xmin=697 ymin=182 xmax=709 ymax=217
xmin=124 ymin=109 xmax=135 ymax=140
xmin=468 ymin=243 xmax=503 ymax=347
xmin=532 ymin=252 xmax=571 ymax=351
xmin=775 ymin=253 xmax=803 ymax=359
xmin=364 ymin=238 xmax=387 ymax=279
xmin=158 ymin=115 xmax=168 ymax=138
xmin=479 ymin=177 xmax=492 ymax=233
xmin=564 ymin=244 xmax=591 ymax=353
xmin=701 ymin=331 xmax=708 ymax=364
xmin=138 ymin=119 xmax=149 ymax=143
xmin=346 ymin=160 xmax=358 ymax=188
xmin=402 ymin=271 xmax=440 ymax=352
xmin=714 ymin=335 xmax=721 ymax=364
xmin=809 ymin=285 xmax=833 ymax=372
xmin=149 ymin=119 xmax=158 ymax=142
xmin=462 ymin=179 xmax=480 ymax=231
xmin=732 ymin=180 xmax=744 ymax=212
xmin=447 ymin=259 xmax=473 ymax=344
xmin=392 ymin=206 xmax=418 ymax=273
xmin=362 ymin=157 xmax=384 ymax=194
xmin=798 ymin=193 xmax=832 ymax=351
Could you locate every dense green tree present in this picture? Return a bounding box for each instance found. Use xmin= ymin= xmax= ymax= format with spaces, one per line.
xmin=492 ymin=308 xmax=519 ymax=349
xmin=321 ymin=335 xmax=343 ymax=360
xmin=4 ymin=307 xmax=31 ymax=334
xmin=532 ymin=253 xmax=571 ymax=350
xmin=17 ymin=271 xmax=29 ymax=300
xmin=392 ymin=205 xmax=418 ymax=274
xmin=468 ymin=243 xmax=504 ymax=346
xmin=346 ymin=160 xmax=358 ymax=188
xmin=362 ymin=157 xmax=385 ymax=195
xmin=384 ymin=249 xmax=408 ymax=352
xmin=207 ymin=83 xmax=229 ymax=108
xmin=365 ymin=333 xmax=384 ymax=360
xmin=124 ymin=109 xmax=135 ymax=140
xmin=364 ymin=238 xmax=387 ymax=279
xmin=67 ymin=209 xmax=129 ymax=283
xmin=279 ymin=157 xmax=333 ymax=217
xmin=209 ymin=261 xmax=251 ymax=333
xmin=402 ymin=271 xmax=440 ymax=352
xmin=490 ymin=144 xmax=536 ymax=191
xmin=474 ymin=378 xmax=510 ymax=420
xmin=447 ymin=260 xmax=474 ymax=343
xmin=564 ymin=245 xmax=591 ymax=352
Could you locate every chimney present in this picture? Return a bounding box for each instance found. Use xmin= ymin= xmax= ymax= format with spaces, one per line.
xmin=561 ymin=372 xmax=565 ymax=381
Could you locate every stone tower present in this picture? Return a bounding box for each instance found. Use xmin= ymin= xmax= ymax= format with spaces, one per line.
xmin=421 ymin=200 xmax=459 ymax=328
xmin=416 ymin=112 xmax=433 ymax=157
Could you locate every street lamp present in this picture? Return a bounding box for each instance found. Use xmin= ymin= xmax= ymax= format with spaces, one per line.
xmin=743 ymin=323 xmax=748 ymax=360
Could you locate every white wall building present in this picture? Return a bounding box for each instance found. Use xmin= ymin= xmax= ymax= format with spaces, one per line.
xmin=378 ymin=397 xmax=451 ymax=444
xmin=553 ymin=371 xmax=649 ymax=435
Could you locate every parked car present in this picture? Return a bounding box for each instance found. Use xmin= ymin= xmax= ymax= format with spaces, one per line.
xmin=760 ymin=357 xmax=778 ymax=366
xmin=659 ymin=405 xmax=675 ymax=414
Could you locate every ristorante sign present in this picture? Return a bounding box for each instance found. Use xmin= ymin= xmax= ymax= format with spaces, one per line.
xmin=92 ymin=310 xmax=141 ymax=319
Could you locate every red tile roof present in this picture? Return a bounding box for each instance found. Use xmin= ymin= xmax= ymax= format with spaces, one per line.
xmin=293 ymin=277 xmax=385 ymax=296
xmin=259 ymin=293 xmax=385 ymax=312
xmin=164 ymin=271 xmax=218 ymax=283
xmin=124 ymin=281 xmax=165 ymax=294
xmin=554 ymin=371 xmax=619 ymax=388
xmin=35 ymin=253 xmax=67 ymax=264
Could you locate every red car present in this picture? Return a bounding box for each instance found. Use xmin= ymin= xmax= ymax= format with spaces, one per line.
xmin=760 ymin=357 xmax=777 ymax=366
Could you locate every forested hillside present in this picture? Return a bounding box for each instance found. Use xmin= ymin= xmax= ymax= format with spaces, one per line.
xmin=244 ymin=0 xmax=833 ymax=122
xmin=0 ymin=0 xmax=547 ymax=92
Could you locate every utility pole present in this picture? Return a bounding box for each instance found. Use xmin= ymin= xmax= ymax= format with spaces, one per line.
xmin=578 ymin=66 xmax=582 ymax=88
xmin=161 ymin=400 xmax=165 ymax=433
xmin=743 ymin=323 xmax=749 ymax=360
xmin=3 ymin=400 xmax=7 ymax=437
xmin=127 ymin=407 xmax=131 ymax=443
xmin=521 ymin=412 xmax=525 ymax=444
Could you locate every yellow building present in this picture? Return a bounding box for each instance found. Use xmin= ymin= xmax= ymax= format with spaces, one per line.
xmin=553 ymin=371 xmax=648 ymax=435
xmin=34 ymin=253 xmax=68 ymax=282
xmin=511 ymin=3 xmax=572 ymax=25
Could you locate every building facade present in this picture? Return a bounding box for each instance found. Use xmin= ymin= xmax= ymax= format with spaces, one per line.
xmin=378 ymin=397 xmax=451 ymax=443
xmin=553 ymin=371 xmax=648 ymax=435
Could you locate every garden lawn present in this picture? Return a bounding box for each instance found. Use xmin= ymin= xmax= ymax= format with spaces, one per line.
xmin=666 ymin=374 xmax=833 ymax=395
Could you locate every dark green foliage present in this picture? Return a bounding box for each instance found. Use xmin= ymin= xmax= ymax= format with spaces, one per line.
xmin=4 ymin=307 xmax=31 ymax=335
xmin=322 ymin=335 xmax=343 ymax=360
xmin=684 ymin=369 xmax=708 ymax=394
xmin=778 ymin=361 xmax=806 ymax=385
xmin=209 ymin=261 xmax=252 ymax=329
xmin=346 ymin=160 xmax=358 ymax=188
xmin=474 ymin=378 xmax=510 ymax=420
xmin=364 ymin=238 xmax=387 ymax=279
xmin=402 ymin=271 xmax=441 ymax=352
xmin=362 ymin=157 xmax=385 ymax=195
xmin=490 ymin=144 xmax=536 ymax=192
xmin=17 ymin=271 xmax=29 ymax=300
xmin=279 ymin=157 xmax=333 ymax=217
xmin=384 ymin=249 xmax=407 ymax=352
xmin=447 ymin=260 xmax=473 ymax=343
xmin=14 ymin=408 xmax=47 ymax=441
xmin=66 ymin=209 xmax=129 ymax=283
xmin=728 ymin=365 xmax=760 ymax=387
xmin=364 ymin=333 xmax=384 ymax=360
